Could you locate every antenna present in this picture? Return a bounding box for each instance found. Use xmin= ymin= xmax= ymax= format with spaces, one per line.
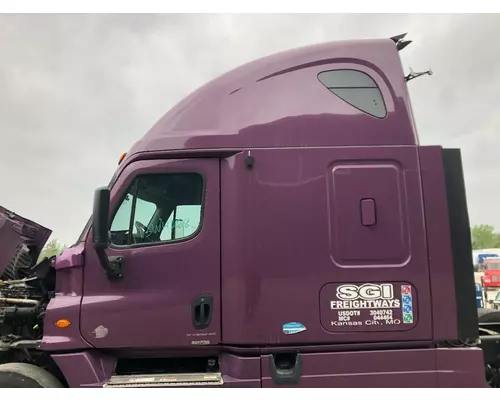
xmin=390 ymin=33 xmax=412 ymax=51
xmin=405 ymin=68 xmax=433 ymax=82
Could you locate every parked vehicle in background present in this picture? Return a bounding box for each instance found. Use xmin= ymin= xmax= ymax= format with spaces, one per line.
xmin=476 ymin=283 xmax=485 ymax=308
xmin=489 ymin=292 xmax=500 ymax=310
xmin=481 ymin=258 xmax=500 ymax=293
xmin=473 ymin=250 xmax=500 ymax=266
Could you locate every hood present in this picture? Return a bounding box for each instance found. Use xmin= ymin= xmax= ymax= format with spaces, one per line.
xmin=0 ymin=205 xmax=52 ymax=276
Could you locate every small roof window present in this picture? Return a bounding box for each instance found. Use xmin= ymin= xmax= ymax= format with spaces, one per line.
xmin=318 ymin=69 xmax=387 ymax=118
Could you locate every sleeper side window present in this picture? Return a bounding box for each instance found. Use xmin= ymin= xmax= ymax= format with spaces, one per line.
xmin=110 ymin=173 xmax=203 ymax=246
xmin=317 ymin=69 xmax=387 ymax=118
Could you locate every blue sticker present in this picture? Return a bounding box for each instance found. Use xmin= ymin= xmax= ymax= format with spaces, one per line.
xmin=402 ymin=296 xmax=412 ymax=305
xmin=283 ymin=322 xmax=306 ymax=335
xmin=403 ymin=304 xmax=413 ymax=313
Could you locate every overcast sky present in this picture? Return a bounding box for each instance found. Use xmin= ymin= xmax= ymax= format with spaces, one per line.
xmin=1 ymin=14 xmax=499 ymax=245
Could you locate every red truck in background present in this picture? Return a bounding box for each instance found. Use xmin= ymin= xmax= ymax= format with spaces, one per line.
xmin=482 ymin=258 xmax=500 ymax=289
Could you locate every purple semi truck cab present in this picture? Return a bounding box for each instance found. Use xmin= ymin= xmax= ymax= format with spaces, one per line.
xmin=0 ymin=34 xmax=489 ymax=387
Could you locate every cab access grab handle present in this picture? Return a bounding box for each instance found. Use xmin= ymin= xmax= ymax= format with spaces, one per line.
xmin=92 ymin=187 xmax=124 ymax=280
xmin=269 ymin=352 xmax=302 ymax=385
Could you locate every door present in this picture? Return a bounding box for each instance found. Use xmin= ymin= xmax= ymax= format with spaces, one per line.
xmin=80 ymin=158 xmax=221 ymax=349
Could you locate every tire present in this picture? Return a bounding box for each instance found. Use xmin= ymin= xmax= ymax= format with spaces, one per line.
xmin=0 ymin=363 xmax=64 ymax=388
xmin=478 ymin=308 xmax=500 ymax=323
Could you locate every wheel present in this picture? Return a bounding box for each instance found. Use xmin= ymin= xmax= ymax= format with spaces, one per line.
xmin=478 ymin=308 xmax=500 ymax=323
xmin=0 ymin=363 xmax=64 ymax=388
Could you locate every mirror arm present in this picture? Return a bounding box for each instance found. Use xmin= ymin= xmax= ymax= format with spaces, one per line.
xmin=95 ymin=246 xmax=124 ymax=281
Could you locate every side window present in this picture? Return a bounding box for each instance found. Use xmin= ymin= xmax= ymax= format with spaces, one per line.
xmin=159 ymin=205 xmax=202 ymax=241
xmin=110 ymin=173 xmax=203 ymax=246
xmin=110 ymin=189 xmax=135 ymax=232
xmin=317 ymin=69 xmax=387 ymax=118
xmin=131 ymin=198 xmax=158 ymax=238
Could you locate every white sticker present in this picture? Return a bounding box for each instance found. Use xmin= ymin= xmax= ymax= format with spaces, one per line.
xmin=332 ymin=284 xmax=400 ymax=310
xmin=191 ymin=340 xmax=210 ymax=345
xmin=91 ymin=325 xmax=109 ymax=339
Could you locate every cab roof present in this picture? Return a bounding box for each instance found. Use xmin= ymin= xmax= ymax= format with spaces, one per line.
xmin=123 ymin=37 xmax=418 ymax=165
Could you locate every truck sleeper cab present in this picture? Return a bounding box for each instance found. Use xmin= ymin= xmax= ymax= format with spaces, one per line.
xmin=0 ymin=34 xmax=487 ymax=387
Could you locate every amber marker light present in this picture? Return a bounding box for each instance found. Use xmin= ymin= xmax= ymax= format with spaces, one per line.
xmin=118 ymin=152 xmax=127 ymax=165
xmin=55 ymin=319 xmax=71 ymax=328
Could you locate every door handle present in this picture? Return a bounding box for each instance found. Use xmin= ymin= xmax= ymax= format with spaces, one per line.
xmin=192 ymin=294 xmax=213 ymax=330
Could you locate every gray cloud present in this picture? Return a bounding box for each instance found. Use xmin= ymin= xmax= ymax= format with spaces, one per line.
xmin=0 ymin=14 xmax=499 ymax=244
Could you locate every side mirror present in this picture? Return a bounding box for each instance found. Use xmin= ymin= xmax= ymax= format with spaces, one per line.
xmin=92 ymin=187 xmax=123 ymax=280
xmin=92 ymin=187 xmax=110 ymax=249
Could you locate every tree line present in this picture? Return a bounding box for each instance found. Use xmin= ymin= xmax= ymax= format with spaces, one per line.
xmin=471 ymin=224 xmax=500 ymax=250
xmin=37 ymin=239 xmax=67 ymax=263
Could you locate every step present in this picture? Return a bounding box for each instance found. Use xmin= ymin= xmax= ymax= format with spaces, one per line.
xmin=104 ymin=372 xmax=224 ymax=388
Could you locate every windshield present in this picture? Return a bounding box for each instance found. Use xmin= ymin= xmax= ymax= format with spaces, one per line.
xmin=486 ymin=263 xmax=500 ymax=271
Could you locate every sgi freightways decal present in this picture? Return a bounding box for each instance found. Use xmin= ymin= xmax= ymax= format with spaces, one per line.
xmin=319 ymin=282 xmax=417 ymax=333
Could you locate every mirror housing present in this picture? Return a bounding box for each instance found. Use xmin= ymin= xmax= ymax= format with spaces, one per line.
xmin=92 ymin=187 xmax=110 ymax=249
xmin=92 ymin=187 xmax=123 ymax=280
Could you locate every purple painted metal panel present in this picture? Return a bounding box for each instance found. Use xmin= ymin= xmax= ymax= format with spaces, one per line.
xmin=0 ymin=205 xmax=51 ymax=275
xmin=41 ymin=244 xmax=91 ymax=351
xmin=53 ymin=350 xmax=261 ymax=388
xmin=49 ymin=348 xmax=486 ymax=387
xmin=328 ymin=161 xmax=410 ymax=266
xmin=435 ymin=348 xmax=488 ymax=387
xmin=260 ymin=348 xmax=486 ymax=387
xmin=79 ymin=158 xmax=221 ymax=349
xmin=53 ymin=243 xmax=84 ymax=270
xmin=418 ymin=146 xmax=459 ymax=341
xmin=221 ymin=147 xmax=432 ymax=345
xmin=219 ymin=354 xmax=261 ymax=388
xmin=261 ymin=349 xmax=435 ymax=387
xmin=226 ymin=341 xmax=435 ymax=355
xmin=51 ymin=351 xmax=116 ymax=388
xmin=0 ymin=217 xmax=25 ymax=276
xmin=120 ymin=39 xmax=417 ymax=166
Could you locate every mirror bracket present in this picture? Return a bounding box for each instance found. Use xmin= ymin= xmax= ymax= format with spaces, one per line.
xmin=103 ymin=254 xmax=124 ymax=280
